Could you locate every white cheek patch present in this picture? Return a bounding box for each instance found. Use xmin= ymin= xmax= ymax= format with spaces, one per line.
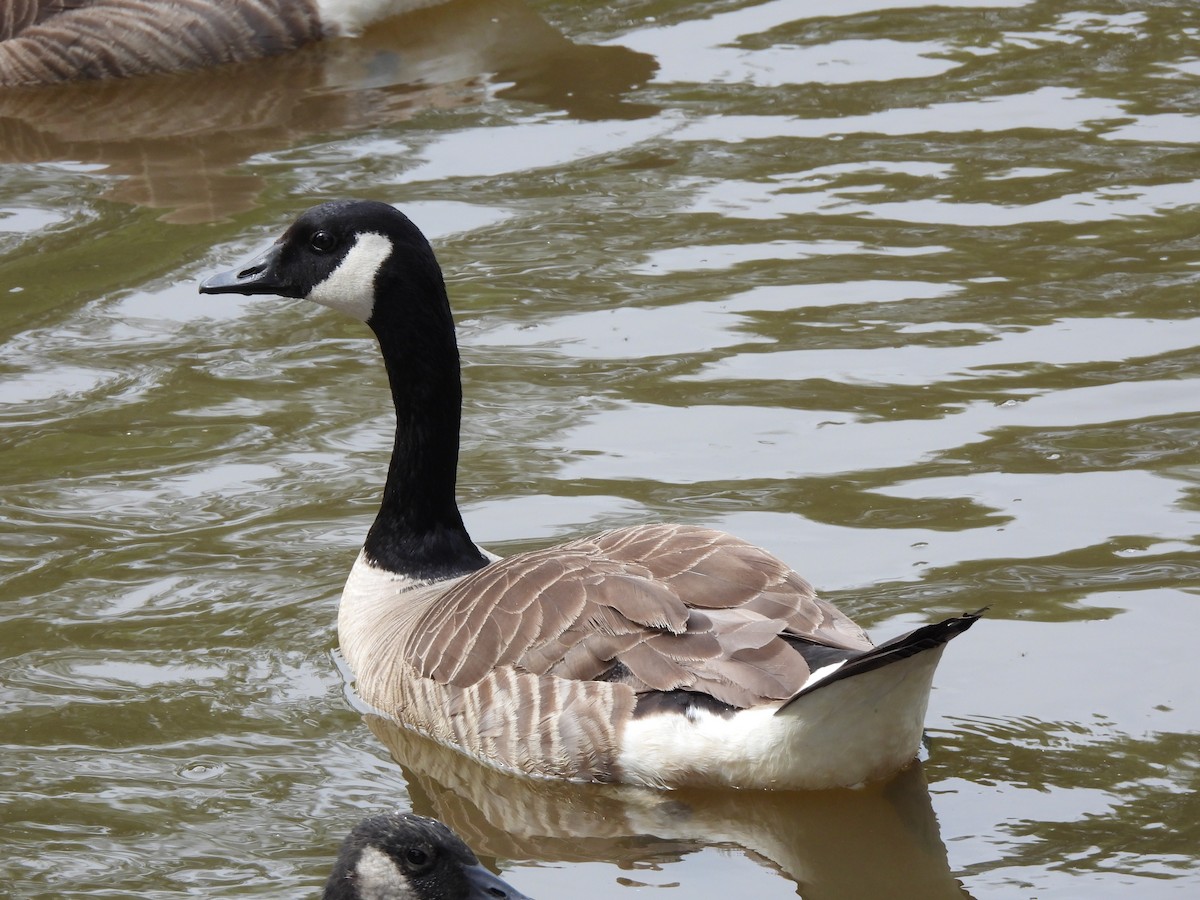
xmin=307 ymin=232 xmax=393 ymax=322
xmin=354 ymin=845 xmax=415 ymax=900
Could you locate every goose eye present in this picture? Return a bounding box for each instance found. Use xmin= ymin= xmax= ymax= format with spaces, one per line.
xmin=309 ymin=230 xmax=336 ymax=253
xmin=403 ymin=846 xmax=432 ymax=873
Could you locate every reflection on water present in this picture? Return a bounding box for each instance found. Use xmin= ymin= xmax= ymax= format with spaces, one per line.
xmin=2 ymin=0 xmax=1199 ymax=898
xmin=368 ymin=716 xmax=970 ymax=899
xmin=0 ymin=0 xmax=655 ymax=223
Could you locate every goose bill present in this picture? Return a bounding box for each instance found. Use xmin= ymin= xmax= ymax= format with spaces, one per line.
xmin=460 ymin=861 xmax=534 ymax=900
xmin=199 ymin=244 xmax=295 ymax=297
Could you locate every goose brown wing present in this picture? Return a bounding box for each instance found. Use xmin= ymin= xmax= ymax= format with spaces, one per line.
xmin=1 ymin=1 xmax=40 ymax=41
xmin=0 ymin=0 xmax=322 ymax=86
xmin=406 ymin=524 xmax=875 ymax=709
xmin=584 ymin=524 xmax=872 ymax=650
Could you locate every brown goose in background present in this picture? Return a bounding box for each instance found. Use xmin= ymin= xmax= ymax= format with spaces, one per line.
xmin=199 ymin=199 xmax=981 ymax=791
xmin=0 ymin=0 xmax=658 ymax=223
xmin=0 ymin=0 xmax=445 ymax=85
xmin=325 ymin=812 xmax=532 ymax=900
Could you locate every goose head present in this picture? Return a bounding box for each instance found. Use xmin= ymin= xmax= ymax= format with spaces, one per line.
xmin=325 ymin=813 xmax=533 ymax=900
xmin=199 ymin=199 xmax=444 ymax=327
xmin=200 ymin=200 xmax=488 ymax=582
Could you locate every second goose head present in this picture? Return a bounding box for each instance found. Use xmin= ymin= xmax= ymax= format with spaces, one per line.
xmin=325 ymin=812 xmax=533 ymax=900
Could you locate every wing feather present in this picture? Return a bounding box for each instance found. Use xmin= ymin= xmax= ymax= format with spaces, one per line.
xmin=407 ymin=523 xmax=875 ymax=709
xmin=0 ymin=0 xmax=324 ymax=86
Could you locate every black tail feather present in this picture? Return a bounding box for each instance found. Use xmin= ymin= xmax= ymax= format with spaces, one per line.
xmin=776 ymin=608 xmax=984 ymax=715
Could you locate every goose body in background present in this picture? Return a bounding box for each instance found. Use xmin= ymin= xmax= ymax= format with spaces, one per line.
xmin=200 ymin=199 xmax=981 ymax=790
xmin=326 ymin=812 xmax=532 ymax=900
xmin=0 ymin=0 xmax=443 ymax=86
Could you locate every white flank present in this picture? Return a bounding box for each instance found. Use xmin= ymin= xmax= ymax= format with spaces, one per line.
xmin=315 ymin=0 xmax=448 ymax=36
xmin=307 ymin=232 xmax=393 ymax=321
xmin=354 ymin=845 xmax=416 ymax=900
xmin=618 ymin=647 xmax=947 ymax=790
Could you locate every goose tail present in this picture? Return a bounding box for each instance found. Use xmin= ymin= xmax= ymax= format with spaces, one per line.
xmin=777 ymin=608 xmax=984 ymax=716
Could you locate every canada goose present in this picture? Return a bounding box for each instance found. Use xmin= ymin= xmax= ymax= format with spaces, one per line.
xmin=200 ymin=199 xmax=981 ymax=790
xmin=0 ymin=0 xmax=443 ymax=86
xmin=326 ymin=812 xmax=532 ymax=900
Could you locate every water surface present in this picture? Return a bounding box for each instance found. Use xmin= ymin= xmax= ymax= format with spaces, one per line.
xmin=2 ymin=0 xmax=1198 ymax=897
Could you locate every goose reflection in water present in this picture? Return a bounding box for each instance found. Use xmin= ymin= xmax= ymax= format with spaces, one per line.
xmin=364 ymin=715 xmax=973 ymax=900
xmin=0 ymin=0 xmax=656 ymax=223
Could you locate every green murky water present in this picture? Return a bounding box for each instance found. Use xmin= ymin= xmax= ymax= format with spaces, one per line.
xmin=2 ymin=1 xmax=1198 ymax=897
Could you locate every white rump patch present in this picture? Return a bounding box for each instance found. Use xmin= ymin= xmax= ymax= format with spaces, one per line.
xmin=307 ymin=232 xmax=393 ymax=322
xmin=315 ymin=0 xmax=446 ymax=36
xmin=618 ymin=649 xmax=946 ymax=789
xmin=354 ymin=845 xmax=414 ymax=900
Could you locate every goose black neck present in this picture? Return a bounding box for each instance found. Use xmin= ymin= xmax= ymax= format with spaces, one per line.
xmin=362 ymin=257 xmax=488 ymax=582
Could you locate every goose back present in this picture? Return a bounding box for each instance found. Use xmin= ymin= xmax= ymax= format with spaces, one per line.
xmin=0 ymin=0 xmax=445 ymax=86
xmin=0 ymin=0 xmax=321 ymax=85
